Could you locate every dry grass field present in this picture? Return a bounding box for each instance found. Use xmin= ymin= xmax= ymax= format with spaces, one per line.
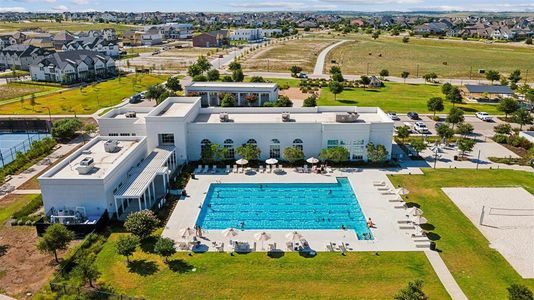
xmin=120 ymin=47 xmax=224 ymax=71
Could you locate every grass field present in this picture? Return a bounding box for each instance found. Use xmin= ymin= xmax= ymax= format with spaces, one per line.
xmin=0 ymin=21 xmax=138 ymax=35
xmin=317 ymin=82 xmax=501 ymax=114
xmin=0 ymin=194 xmax=41 ymax=225
xmin=0 ymin=70 xmax=29 ymax=78
xmin=245 ymin=77 xmax=302 ymax=88
xmin=95 ymin=233 xmax=449 ymax=299
xmin=0 ymin=74 xmax=166 ymax=115
xmin=389 ymin=169 xmax=534 ymax=300
xmin=0 ymin=82 xmax=61 ymax=102
xmin=242 ymin=37 xmax=337 ymax=73
xmin=325 ymin=34 xmax=534 ymax=79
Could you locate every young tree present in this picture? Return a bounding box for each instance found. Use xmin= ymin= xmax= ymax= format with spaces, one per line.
xmin=19 ymin=96 xmax=24 ymax=108
xmin=73 ymin=251 xmax=99 ymax=288
xmin=446 ymin=107 xmax=465 ymax=130
xmin=508 ymin=69 xmax=521 ymax=85
xmin=329 ymin=81 xmax=344 ymax=101
xmin=228 ymin=61 xmax=241 ymax=71
xmin=372 ymin=31 xmax=380 ymax=39
xmin=427 ymin=97 xmax=444 ymax=117
xmin=494 ymin=123 xmax=512 ymax=135
xmin=436 ymin=123 xmax=455 ymax=144
xmin=220 ymin=93 xmax=237 ymax=107
xmin=195 ymin=56 xmax=211 ymax=74
xmin=485 ymin=70 xmax=500 ymax=84
xmin=154 ymin=237 xmax=176 ymax=263
xmin=283 ymin=146 xmax=304 ymax=163
xmin=366 ymin=142 xmax=389 ymax=163
xmin=441 ymin=82 xmax=453 ymax=95
xmin=445 ymin=86 xmax=463 ymax=105
xmin=498 ymin=98 xmax=520 ymax=119
xmin=51 ymin=118 xmax=83 ymax=141
xmin=329 ymin=66 xmax=342 ymax=75
xmin=232 ymin=69 xmax=244 ymax=82
xmin=458 ymin=138 xmax=476 ymax=158
xmin=422 ymin=73 xmax=438 ymax=83
xmin=401 ymin=71 xmax=409 ymax=83
xmin=289 ymin=65 xmax=302 ymax=76
xmin=303 ymin=95 xmax=317 ymax=107
xmin=84 ymin=123 xmax=97 ymax=138
xmin=455 ymin=122 xmax=474 ymax=137
xmin=37 ymin=224 xmax=75 ymax=263
xmin=249 ymin=76 xmax=265 ymax=82
xmin=379 ymin=69 xmax=389 ymax=78
xmin=513 ymin=108 xmax=534 ymax=130
xmin=124 ymin=210 xmax=160 ymax=240
xmin=236 ymin=143 xmax=261 ymax=161
xmin=320 ymin=146 xmax=349 ymax=163
xmin=145 ymin=84 xmax=166 ymax=100
xmin=507 ymin=284 xmax=533 ymax=300
xmin=394 ymin=280 xmax=428 ymax=300
xmin=187 ymin=63 xmax=202 ymax=77
xmin=166 ymin=76 xmax=182 ymax=91
xmin=331 ymin=71 xmax=344 ymax=82
xmin=402 ymin=36 xmax=409 ymax=43
xmin=207 ymin=69 xmax=220 ymax=81
xmin=396 ymin=125 xmax=411 ymax=143
xmin=360 ymin=75 xmax=371 ymax=87
xmin=274 ymin=95 xmax=293 ymax=107
xmin=30 ymin=93 xmax=36 ymax=111
xmin=116 ymin=235 xmax=139 ymax=263
xmin=410 ymin=139 xmax=426 ymax=157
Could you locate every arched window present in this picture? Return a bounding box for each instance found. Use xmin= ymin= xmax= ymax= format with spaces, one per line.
xmin=224 ymin=139 xmax=235 ymax=159
xmin=270 ymin=138 xmax=280 ymax=158
xmin=293 ymin=138 xmax=303 ymax=151
xmin=246 ymin=139 xmax=257 ymax=145
xmin=200 ymin=139 xmax=211 ymax=160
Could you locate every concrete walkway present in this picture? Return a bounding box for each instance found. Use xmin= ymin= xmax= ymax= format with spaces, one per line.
xmin=425 ymin=251 xmax=468 ymax=300
xmin=313 ymin=40 xmax=349 ymax=76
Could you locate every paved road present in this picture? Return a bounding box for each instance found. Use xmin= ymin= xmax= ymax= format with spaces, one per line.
xmin=210 ymin=42 xmax=267 ymax=71
xmin=313 ymin=40 xmax=349 ymax=76
xmin=393 ymin=115 xmax=505 ymax=138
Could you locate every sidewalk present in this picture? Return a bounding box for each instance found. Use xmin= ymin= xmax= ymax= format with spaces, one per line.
xmin=425 ymin=251 xmax=468 ymax=300
xmin=313 ymin=40 xmax=348 ymax=75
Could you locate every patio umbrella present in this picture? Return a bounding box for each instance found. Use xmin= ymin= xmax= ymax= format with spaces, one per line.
xmin=285 ymin=231 xmax=303 ymax=242
xmin=222 ymin=228 xmax=238 ymax=238
xmin=396 ymin=187 xmax=410 ymax=195
xmin=254 ymin=231 xmax=271 ymax=250
xmin=306 ymin=157 xmax=320 ymax=164
xmin=408 ymin=207 xmax=424 ymax=216
xmin=236 ymin=158 xmax=248 ymax=165
xmin=265 ymin=158 xmax=278 ymax=165
xmin=411 ymin=216 xmax=428 ymax=225
xmin=179 ymin=227 xmax=195 ymax=239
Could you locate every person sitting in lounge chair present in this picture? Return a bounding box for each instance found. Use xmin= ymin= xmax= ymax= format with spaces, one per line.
xmin=367 ymin=218 xmax=376 ymax=228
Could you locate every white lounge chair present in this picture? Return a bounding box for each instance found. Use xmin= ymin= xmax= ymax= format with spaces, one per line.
xmin=277 ymin=164 xmax=282 ymax=170
xmin=225 ymin=165 xmax=230 ymax=173
xmin=203 ymin=165 xmax=209 ymax=173
xmin=211 ymin=165 xmax=217 ymax=174
xmin=232 ymin=164 xmax=238 ymax=173
xmin=373 ymin=181 xmax=386 ymax=186
xmin=303 ymin=165 xmax=309 ymax=173
xmin=259 ymin=165 xmax=264 ymax=173
xmin=177 ymin=242 xmax=190 ymax=251
xmin=376 ymin=186 xmax=390 ymax=191
xmin=326 ymin=242 xmax=335 ymax=252
xmin=238 ymin=167 xmax=244 ymax=173
xmin=194 ymin=165 xmax=202 ymax=174
xmin=267 ymin=243 xmax=276 ymax=251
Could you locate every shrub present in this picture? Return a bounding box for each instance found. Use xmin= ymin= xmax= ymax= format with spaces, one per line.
xmin=507 ymin=135 xmax=532 ymax=150
xmin=507 ymin=283 xmax=533 ymax=300
xmin=192 ymin=75 xmax=207 ymax=82
xmin=494 ymin=123 xmax=512 ymax=135
xmin=303 ymin=95 xmax=317 ymax=107
xmin=52 ymin=119 xmax=82 ymax=141
xmin=493 ymin=134 xmax=508 ymax=144
xmin=12 ymin=195 xmax=43 ymax=220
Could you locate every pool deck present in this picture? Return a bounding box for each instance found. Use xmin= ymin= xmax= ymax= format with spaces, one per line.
xmin=162 ymin=167 xmax=429 ymax=252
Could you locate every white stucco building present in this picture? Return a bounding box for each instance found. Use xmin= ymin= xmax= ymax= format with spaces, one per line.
xmin=184 ymin=82 xmax=279 ymax=107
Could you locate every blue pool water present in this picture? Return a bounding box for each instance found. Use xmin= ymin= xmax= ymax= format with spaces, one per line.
xmin=196 ymin=177 xmax=373 ymax=240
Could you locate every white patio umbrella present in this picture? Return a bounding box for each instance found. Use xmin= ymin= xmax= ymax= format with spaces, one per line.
xmin=265 ymin=158 xmax=278 ymax=165
xmin=179 ymin=227 xmax=195 ymax=239
xmin=396 ymin=187 xmax=410 ymax=195
xmin=408 ymin=207 xmax=424 ymax=216
xmin=254 ymin=231 xmax=271 ymax=250
xmin=306 ymin=157 xmax=320 ymax=164
xmin=222 ymin=227 xmax=238 ymax=238
xmin=412 ymin=216 xmax=428 ymax=225
xmin=236 ymin=158 xmax=248 ymax=165
xmin=285 ymin=231 xmax=303 ymax=242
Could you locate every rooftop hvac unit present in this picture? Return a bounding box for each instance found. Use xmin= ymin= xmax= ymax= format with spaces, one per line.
xmin=81 ymin=150 xmax=92 ymax=155
xmin=125 ymin=111 xmax=137 ymax=118
xmin=104 ymin=140 xmax=120 ymax=153
xmin=219 ymin=112 xmax=229 ymax=122
xmin=282 ymin=112 xmax=291 ymax=122
xmin=336 ymin=112 xmax=359 ymax=123
xmin=76 ymin=157 xmax=94 ymax=175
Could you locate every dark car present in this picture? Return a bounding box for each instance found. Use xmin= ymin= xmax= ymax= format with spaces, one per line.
xmin=129 ymin=94 xmax=142 ymax=104
xmin=434 ymin=122 xmax=444 ymax=129
xmin=407 ymin=112 xmax=419 ymax=120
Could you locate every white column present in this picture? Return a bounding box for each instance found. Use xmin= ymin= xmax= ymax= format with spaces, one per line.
xmin=207 ymin=92 xmax=211 ymax=106
xmin=163 ymin=174 xmax=167 ymax=192
xmin=145 ymin=189 xmax=150 ymax=209
xmin=237 ymin=93 xmax=242 ymax=106
xmin=114 ymin=197 xmax=119 ymax=217
xmin=151 ymin=181 xmax=156 ymax=204
xmin=138 ymin=197 xmax=142 ymax=211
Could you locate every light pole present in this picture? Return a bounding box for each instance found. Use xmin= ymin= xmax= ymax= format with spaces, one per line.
xmin=42 ymin=106 xmax=52 ymax=123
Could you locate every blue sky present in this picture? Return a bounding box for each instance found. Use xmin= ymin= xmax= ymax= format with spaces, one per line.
xmin=2 ymin=0 xmax=534 ymax=13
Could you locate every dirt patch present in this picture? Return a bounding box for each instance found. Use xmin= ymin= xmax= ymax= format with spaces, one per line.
xmin=280 ymin=87 xmax=320 ymax=107
xmin=0 ymin=226 xmax=72 ymax=298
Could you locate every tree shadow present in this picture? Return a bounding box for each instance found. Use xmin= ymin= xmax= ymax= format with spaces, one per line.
xmin=426 ymin=232 xmax=441 ymax=241
xmin=338 ymin=99 xmax=358 ymax=105
xmin=267 ymin=251 xmax=285 ymax=259
xmin=420 ymin=223 xmax=435 ymax=231
xmin=405 ymin=202 xmax=420 ymax=208
xmin=127 ymin=259 xmax=159 ymax=276
xmin=140 ymin=236 xmax=158 ymax=253
xmin=168 ymin=259 xmax=193 ymax=273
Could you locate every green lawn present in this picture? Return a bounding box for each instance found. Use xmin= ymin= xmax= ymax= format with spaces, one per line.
xmin=326 ymin=34 xmax=534 ymax=79
xmin=388 ymin=169 xmax=534 ymax=300
xmin=0 ymin=194 xmax=41 ymax=225
xmin=318 ymin=82 xmax=501 ymax=114
xmin=0 ymin=74 xmax=167 ymax=115
xmin=0 ymin=70 xmax=29 ymax=78
xmin=95 ymin=233 xmax=449 ymax=299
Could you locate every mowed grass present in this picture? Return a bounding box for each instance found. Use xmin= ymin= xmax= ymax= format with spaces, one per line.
xmin=0 ymin=74 xmax=166 ymax=115
xmin=245 ymin=77 xmax=302 ymax=88
xmin=0 ymin=83 xmax=61 ymax=102
xmin=0 ymin=194 xmax=41 ymax=225
xmin=388 ymin=169 xmax=534 ymax=300
xmin=243 ymin=37 xmax=337 ymax=73
xmin=317 ymin=82 xmax=501 ymax=114
xmin=95 ymin=233 xmax=449 ymax=299
xmin=0 ymin=21 xmax=138 ymax=35
xmin=326 ymin=34 xmax=534 ymax=79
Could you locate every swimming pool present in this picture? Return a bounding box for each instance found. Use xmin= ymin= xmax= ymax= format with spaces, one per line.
xmin=196 ymin=177 xmax=373 ymax=240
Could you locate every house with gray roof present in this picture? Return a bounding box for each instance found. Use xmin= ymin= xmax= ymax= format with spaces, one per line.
xmin=0 ymin=44 xmax=54 ymax=71
xmin=30 ymin=50 xmax=115 ymax=84
xmin=464 ymin=84 xmax=514 ymax=100
xmin=62 ymin=37 xmax=120 ymax=57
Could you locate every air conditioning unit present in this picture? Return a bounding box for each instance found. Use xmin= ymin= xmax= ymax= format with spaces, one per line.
xmin=104 ymin=140 xmax=120 ymax=153
xmin=125 ymin=111 xmax=137 ymax=118
xmin=282 ymin=112 xmax=291 ymax=122
xmin=219 ymin=112 xmax=229 ymax=122
xmin=76 ymin=157 xmax=94 ymax=175
xmin=336 ymin=112 xmax=359 ymax=123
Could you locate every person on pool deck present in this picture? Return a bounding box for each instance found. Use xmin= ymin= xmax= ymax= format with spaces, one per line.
xmin=341 ymin=224 xmax=346 ymax=230
xmin=367 ymin=218 xmax=376 ymax=228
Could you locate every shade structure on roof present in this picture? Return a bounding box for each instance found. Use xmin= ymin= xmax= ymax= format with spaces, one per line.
xmin=412 ymin=216 xmax=428 ymax=225
xmin=285 ymin=231 xmax=303 ymax=242
xmin=236 ymin=158 xmax=248 ymax=165
xmin=179 ymin=227 xmax=195 ymax=238
xmin=306 ymin=157 xmax=319 ymax=164
xmin=222 ymin=228 xmax=238 ymax=238
xmin=396 ymin=187 xmax=410 ymax=195
xmin=265 ymin=158 xmax=278 ymax=165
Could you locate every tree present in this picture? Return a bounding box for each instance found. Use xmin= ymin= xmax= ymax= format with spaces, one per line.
xmin=446 ymin=107 xmax=465 ymax=130
xmin=236 ymin=143 xmax=261 ymax=161
xmin=366 ymin=142 xmax=389 ymax=163
xmin=220 ymin=93 xmax=237 ymax=107
xmin=436 ymin=124 xmax=454 ymax=144
xmin=507 ymin=284 xmax=533 ymax=300
xmin=156 ymin=91 xmax=176 ymax=105
xmin=320 ymin=146 xmax=349 ymax=163
xmin=456 ymin=122 xmax=474 ymax=137
xmin=394 ymin=280 xmax=428 ymax=300
xmin=37 ymin=224 xmax=74 ymax=263
xmin=84 ymin=123 xmax=97 ymax=138
xmin=192 ymin=74 xmax=207 ymax=82
xmin=401 ymin=71 xmax=410 ymax=83
xmin=526 ymin=38 xmax=533 ymax=45
xmin=145 ymin=84 xmax=166 ymax=100
xmin=485 ymin=70 xmax=500 ymax=84
xmin=274 ymin=95 xmax=293 ymax=107
xmin=524 ymin=89 xmax=534 ymax=106
xmin=222 ymin=75 xmax=233 ymax=82
xmin=124 ymin=210 xmax=160 ymax=240
xmin=427 ymin=97 xmax=444 ymax=117
xmin=498 ymin=98 xmax=520 ymax=119
xmin=73 ymin=251 xmax=99 ymax=287
xmin=331 ymin=72 xmax=344 ymax=82
xmin=207 ymin=69 xmax=220 ymax=81
xmin=249 ymin=76 xmax=265 ymax=82
xmin=51 ymin=118 xmax=83 ymax=141
xmin=329 ymin=66 xmax=342 ymax=75
xmin=360 ymin=75 xmax=371 ymax=87
xmin=446 ymin=86 xmax=463 ymax=105
xmin=423 ymin=73 xmax=438 ymax=83
xmin=187 ymin=63 xmax=202 ymax=77
xmin=410 ymin=139 xmax=426 ymax=157
xmin=372 ymin=31 xmax=380 ymax=39
xmin=458 ymin=138 xmax=476 ymax=158
xmin=196 ymin=56 xmax=211 ymax=73
xmin=508 ymin=69 xmax=522 ymax=84
xmin=396 ymin=125 xmax=411 ymax=143
xmin=154 ymin=237 xmax=176 ymax=263
xmin=232 ymin=69 xmax=244 ymax=82
xmin=166 ymin=76 xmax=182 ymax=91
xmin=290 ymin=65 xmax=302 ymax=77
xmin=228 ymin=61 xmax=241 ymax=71
xmin=201 ymin=143 xmax=227 ymax=163
xmin=513 ymin=108 xmax=534 ymax=130
xmin=116 ymin=235 xmax=139 ymax=263
xmin=494 ymin=123 xmax=512 ymax=135
xmin=329 ymin=81 xmax=344 ymax=101
xmin=303 ymin=95 xmax=317 ymax=107
xmin=402 ymin=36 xmax=409 ymax=43
xmin=283 ymin=146 xmax=304 ymax=163
xmin=379 ymin=69 xmax=389 ymax=78
xmin=441 ymin=82 xmax=453 ymax=95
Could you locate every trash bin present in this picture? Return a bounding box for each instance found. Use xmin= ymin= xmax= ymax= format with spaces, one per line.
xmin=453 ymin=155 xmax=458 ymax=161
xmin=430 ymin=242 xmax=436 ymax=251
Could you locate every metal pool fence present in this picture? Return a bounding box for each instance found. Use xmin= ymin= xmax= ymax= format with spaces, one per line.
xmin=0 ymin=133 xmax=51 ymax=167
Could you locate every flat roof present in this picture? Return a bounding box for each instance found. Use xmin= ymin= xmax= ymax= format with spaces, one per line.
xmin=156 ymin=102 xmax=195 ymax=117
xmin=186 ymin=82 xmax=277 ymax=89
xmin=193 ymin=111 xmax=386 ymax=124
xmin=47 ymin=139 xmax=141 ymax=179
xmin=465 ymin=85 xmax=513 ymax=94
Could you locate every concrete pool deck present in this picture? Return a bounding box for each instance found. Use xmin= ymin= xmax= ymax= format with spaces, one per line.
xmin=162 ymin=167 xmax=430 ymax=252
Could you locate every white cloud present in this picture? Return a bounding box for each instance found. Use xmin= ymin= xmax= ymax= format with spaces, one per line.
xmin=52 ymin=4 xmax=69 ymax=11
xmin=230 ymin=1 xmax=337 ymax=10
xmin=71 ymin=0 xmax=89 ymax=4
xmin=0 ymin=6 xmax=28 ymax=12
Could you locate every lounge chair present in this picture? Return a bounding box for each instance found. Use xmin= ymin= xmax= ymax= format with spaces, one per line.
xmin=376 ymin=186 xmax=390 ymax=191
xmin=211 ymin=165 xmax=217 ymax=174
xmin=194 ymin=165 xmax=202 ymax=174
xmin=277 ymin=164 xmax=282 ymax=170
xmin=214 ymin=242 xmax=224 ymax=252
xmin=326 ymin=167 xmax=333 ymax=173
xmin=303 ymin=165 xmax=309 ymax=173
xmin=225 ymin=165 xmax=230 ymax=173
xmin=326 ymin=242 xmax=335 ymax=252
xmin=338 ymin=242 xmax=348 ymax=253
xmin=373 ymin=181 xmax=386 ymax=186
xmin=259 ymin=165 xmax=264 ymax=173
xmin=203 ymin=165 xmax=209 ymax=173
xmin=381 ymin=189 xmax=396 ymax=195
xmin=267 ymin=243 xmax=277 ymax=251
xmin=238 ymin=167 xmax=244 ymax=173
xmin=286 ymin=241 xmax=293 ymax=251
xmin=232 ymin=164 xmax=238 ymax=173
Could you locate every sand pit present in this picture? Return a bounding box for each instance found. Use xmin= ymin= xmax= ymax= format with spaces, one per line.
xmin=442 ymin=187 xmax=534 ymax=278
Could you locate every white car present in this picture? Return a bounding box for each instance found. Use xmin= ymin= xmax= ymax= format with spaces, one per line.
xmin=387 ymin=112 xmax=400 ymax=120
xmin=414 ymin=121 xmax=430 ymax=134
xmin=476 ymin=112 xmax=493 ymax=122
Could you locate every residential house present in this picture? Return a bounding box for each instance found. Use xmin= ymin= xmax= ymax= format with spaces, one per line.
xmin=192 ymin=30 xmax=229 ymax=48
xmin=230 ymin=28 xmax=262 ymax=41
xmin=0 ymin=45 xmax=54 ymax=71
xmin=53 ymin=31 xmax=76 ymax=50
xmin=63 ymin=37 xmax=120 ymax=57
xmin=0 ymin=35 xmax=16 ymax=50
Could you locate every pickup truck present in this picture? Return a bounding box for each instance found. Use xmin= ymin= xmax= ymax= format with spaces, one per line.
xmin=475 ymin=112 xmax=493 ymax=122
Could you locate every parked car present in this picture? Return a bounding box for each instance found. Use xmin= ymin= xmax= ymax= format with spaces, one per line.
xmin=434 ymin=122 xmax=444 ymax=129
xmin=475 ymin=112 xmax=493 ymax=122
xmin=129 ymin=94 xmax=142 ymax=104
xmin=387 ymin=112 xmax=400 ymax=120
xmin=298 ymin=73 xmax=308 ymax=79
xmin=407 ymin=112 xmax=419 ymax=120
xmin=414 ymin=121 xmax=430 ymax=134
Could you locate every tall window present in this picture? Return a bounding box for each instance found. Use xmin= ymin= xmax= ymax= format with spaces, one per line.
xmin=327 ymin=140 xmax=338 ymax=148
xmin=293 ymin=138 xmax=303 ymax=151
xmin=224 ymin=139 xmax=235 ymax=159
xmin=200 ymin=139 xmax=211 ymax=160
xmin=270 ymin=139 xmax=280 ymax=159
xmin=158 ymin=133 xmax=175 ymax=146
